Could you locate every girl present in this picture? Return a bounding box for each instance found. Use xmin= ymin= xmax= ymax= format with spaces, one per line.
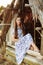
xmin=12 ymin=15 xmax=39 ymax=64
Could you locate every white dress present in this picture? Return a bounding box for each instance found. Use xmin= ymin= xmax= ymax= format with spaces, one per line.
xmin=15 ymin=28 xmax=33 ymax=65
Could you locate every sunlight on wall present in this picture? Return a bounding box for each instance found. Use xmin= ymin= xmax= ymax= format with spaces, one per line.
xmin=0 ymin=0 xmax=12 ymax=7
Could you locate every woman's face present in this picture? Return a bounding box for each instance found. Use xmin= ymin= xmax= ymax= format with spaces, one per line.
xmin=24 ymin=15 xmax=29 ymax=23
xmin=16 ymin=17 xmax=21 ymax=26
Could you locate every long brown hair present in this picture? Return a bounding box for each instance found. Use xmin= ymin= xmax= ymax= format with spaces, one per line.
xmin=14 ymin=16 xmax=18 ymax=39
xmin=14 ymin=7 xmax=33 ymax=39
xmin=14 ymin=15 xmax=25 ymax=39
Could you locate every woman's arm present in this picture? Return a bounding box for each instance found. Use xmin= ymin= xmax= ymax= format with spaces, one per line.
xmin=30 ymin=42 xmax=39 ymax=52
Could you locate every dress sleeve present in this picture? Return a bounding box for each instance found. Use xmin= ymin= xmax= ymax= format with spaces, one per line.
xmin=26 ymin=33 xmax=33 ymax=47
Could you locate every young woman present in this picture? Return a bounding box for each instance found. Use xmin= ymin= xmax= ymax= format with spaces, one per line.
xmin=12 ymin=15 xmax=39 ymax=64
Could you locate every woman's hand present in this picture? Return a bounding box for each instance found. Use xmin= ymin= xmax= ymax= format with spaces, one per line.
xmin=30 ymin=43 xmax=39 ymax=52
xmin=14 ymin=39 xmax=19 ymax=42
xmin=12 ymin=38 xmax=19 ymax=45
